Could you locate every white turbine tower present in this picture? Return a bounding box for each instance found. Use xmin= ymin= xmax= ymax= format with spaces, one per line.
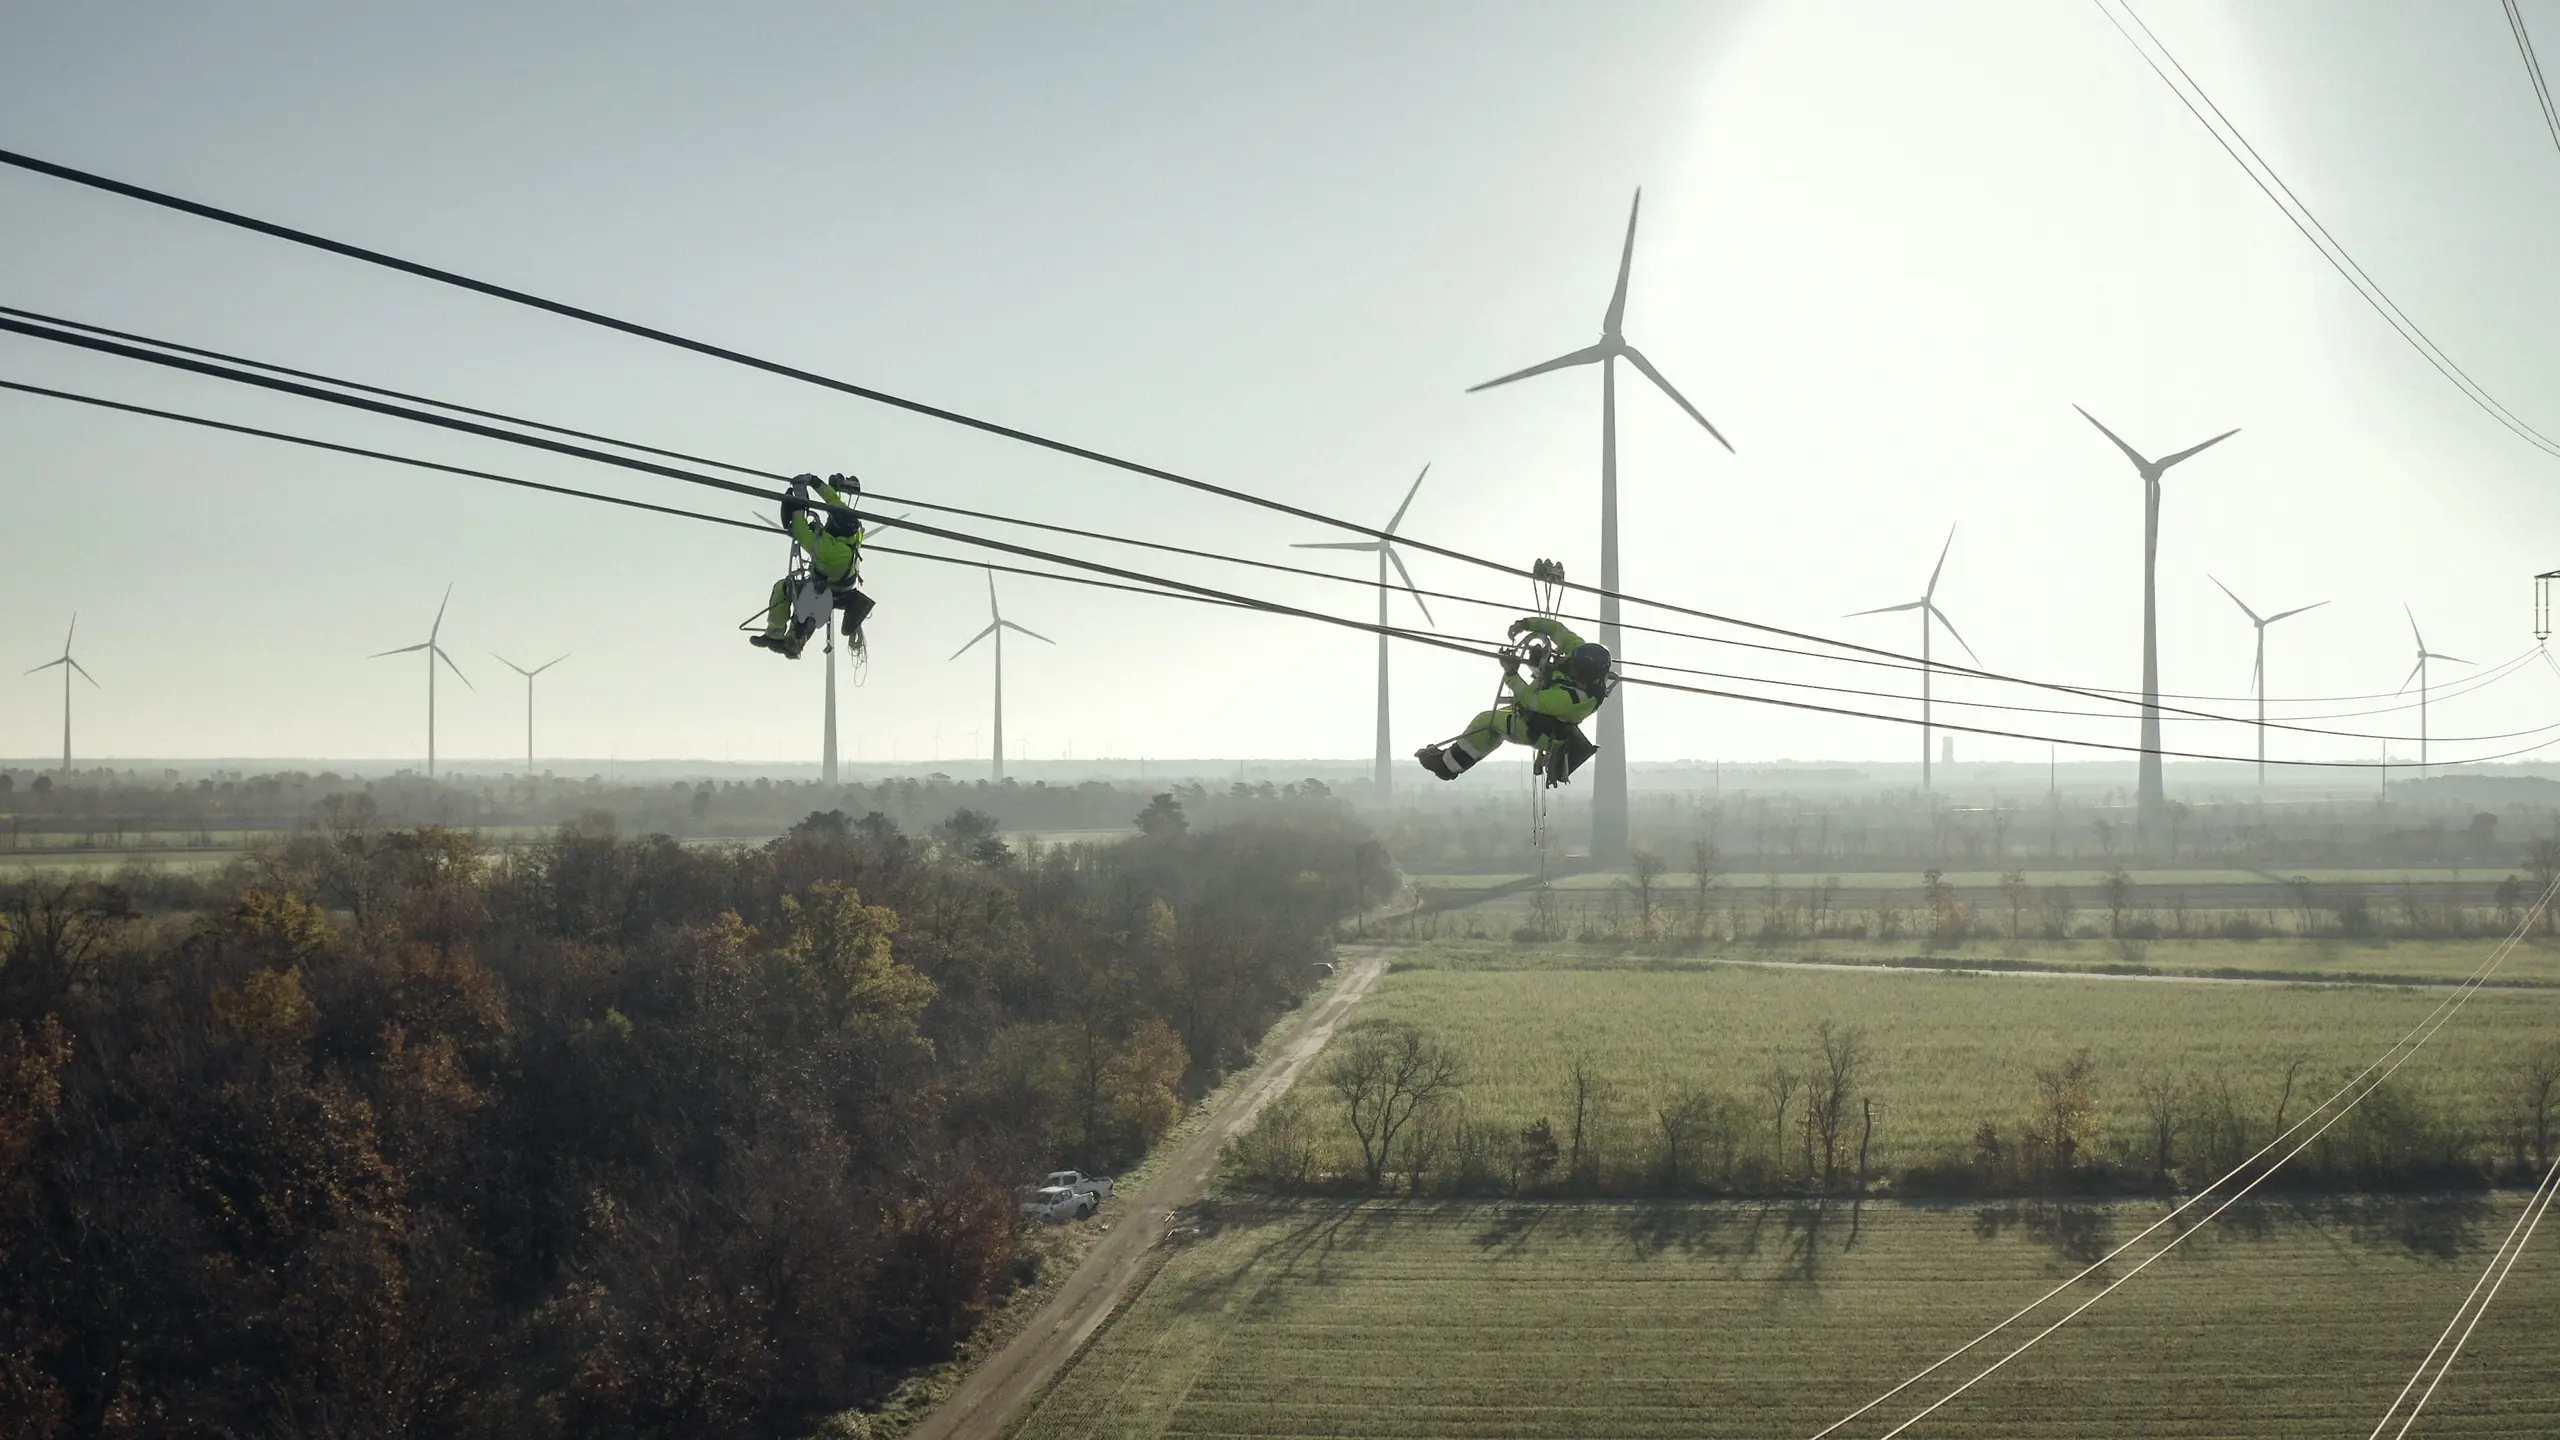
xmin=1849 ymin=526 xmax=1977 ymax=793
xmin=2399 ymin=605 xmax=2470 ymax=776
xmin=1294 ymin=464 xmax=1435 ymax=806
xmin=370 ymin=585 xmax=471 ymax=778
xmin=23 ymin=615 xmax=97 ymax=772
xmin=2074 ymin=406 xmax=2239 ymax=852
xmin=2208 ymin=577 xmax=2324 ymax=794
xmin=950 ymin=572 xmax=1053 ymax=783
xmin=492 ymin=653 xmax=569 ymax=776
xmin=1468 ymin=188 xmax=1732 ymax=865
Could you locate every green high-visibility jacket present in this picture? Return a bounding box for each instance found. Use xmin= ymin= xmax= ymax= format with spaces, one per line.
xmin=789 ymin=479 xmax=864 ymax=583
xmin=1503 ymin=616 xmax=1602 ymax=725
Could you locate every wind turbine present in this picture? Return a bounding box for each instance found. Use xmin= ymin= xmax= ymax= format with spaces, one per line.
xmin=2399 ymin=605 xmax=2470 ymax=776
xmin=950 ymin=572 xmax=1053 ymax=783
xmin=492 ymin=653 xmax=569 ymax=776
xmin=1469 ymin=188 xmax=1732 ymax=865
xmin=2208 ymin=577 xmax=2324 ymax=794
xmin=1849 ymin=526 xmax=1977 ymax=794
xmin=369 ymin=585 xmax=472 ymax=779
xmin=1294 ymin=464 xmax=1435 ymax=806
xmin=23 ymin=616 xmax=97 ymax=772
xmin=2075 ymin=406 xmax=2239 ymax=853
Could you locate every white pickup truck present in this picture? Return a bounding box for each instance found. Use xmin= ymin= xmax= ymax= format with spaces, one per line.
xmin=1021 ymin=1186 xmax=1096 ymax=1221
xmin=1043 ymin=1170 xmax=1114 ymax=1202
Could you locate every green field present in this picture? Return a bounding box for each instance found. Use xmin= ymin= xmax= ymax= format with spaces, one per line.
xmin=1014 ymin=1197 xmax=2560 ymax=1439
xmin=1286 ymin=954 xmax=2560 ymax=1180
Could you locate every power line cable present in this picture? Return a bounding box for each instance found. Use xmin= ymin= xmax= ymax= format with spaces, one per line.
xmin=1816 ymin=870 xmax=2560 ymax=1439
xmin=2367 ymin=1144 xmax=2560 ymax=1438
xmin=19 ymin=371 xmax=2549 ymax=770
xmin=2504 ymin=0 xmax=2560 ymax=160
xmin=10 ymin=308 xmax=2524 ymax=748
xmin=0 ymin=149 xmax=2338 ymax=714
xmin=2097 ymin=1 xmax=2560 ymax=458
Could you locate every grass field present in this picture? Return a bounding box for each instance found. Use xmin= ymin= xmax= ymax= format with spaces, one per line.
xmin=1014 ymin=1196 xmax=2560 ymax=1439
xmin=1285 ymin=954 xmax=2560 ymax=1178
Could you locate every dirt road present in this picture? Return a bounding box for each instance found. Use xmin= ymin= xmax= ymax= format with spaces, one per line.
xmin=907 ymin=949 xmax=1387 ymax=1440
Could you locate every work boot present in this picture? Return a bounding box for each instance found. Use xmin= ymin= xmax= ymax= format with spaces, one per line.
xmin=1415 ymin=745 xmax=1475 ymax=781
xmin=749 ymin=634 xmax=784 ymax=652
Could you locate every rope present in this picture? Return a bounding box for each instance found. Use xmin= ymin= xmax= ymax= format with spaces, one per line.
xmin=1813 ymin=870 xmax=2560 ymax=1439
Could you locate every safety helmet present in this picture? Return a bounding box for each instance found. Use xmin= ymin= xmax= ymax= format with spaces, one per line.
xmin=823 ymin=506 xmax=862 ymax=538
xmin=1568 ymin=642 xmax=1613 ymax=690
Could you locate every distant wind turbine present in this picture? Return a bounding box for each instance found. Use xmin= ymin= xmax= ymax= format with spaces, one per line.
xmin=23 ymin=615 xmax=97 ymax=773
xmin=2208 ymin=577 xmax=2324 ymax=794
xmin=370 ymin=585 xmax=472 ymax=778
xmin=1469 ymin=188 xmax=1731 ymax=864
xmin=1294 ymin=464 xmax=1435 ymax=806
xmin=492 ymin=652 xmax=568 ymax=776
xmin=950 ymin=572 xmax=1053 ymax=783
xmin=2399 ymin=605 xmax=2470 ymax=776
xmin=1849 ymin=526 xmax=1977 ymax=793
xmin=2075 ymin=406 xmax=2239 ymax=852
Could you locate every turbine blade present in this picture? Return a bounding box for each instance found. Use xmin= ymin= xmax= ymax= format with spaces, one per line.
xmin=535 ymin=654 xmax=570 ymax=674
xmin=22 ymin=657 xmax=68 ymax=676
xmin=1620 ymin=344 xmax=1733 ymax=452
xmin=950 ymin=623 xmax=998 ymax=661
xmin=863 ymin=510 xmax=913 ymax=538
xmin=2251 ymin=650 xmax=2263 ymax=694
xmin=1004 ymin=620 xmax=1058 ymax=646
xmin=431 ymin=582 xmax=453 ymax=641
xmin=1465 ymin=342 xmax=1612 ymax=393
xmin=434 ymin=645 xmax=475 ymax=691
xmin=68 ymin=658 xmax=99 ymax=687
xmin=2264 ymin=601 xmax=2327 ymax=625
xmin=1384 ymin=463 xmax=1431 ymax=536
xmin=1925 ymin=524 xmax=1957 ymax=599
xmin=2073 ymin=405 xmax=2152 ymax=471
xmin=1386 ymin=545 xmax=1435 ymax=627
xmin=2208 ymin=575 xmax=2261 ymax=624
xmin=2429 ymin=651 xmax=2472 ymax=666
xmin=1603 ymin=188 xmax=1641 ymax=336
xmin=2405 ymin=603 xmax=2425 ymax=652
xmin=2157 ymin=428 xmax=2240 ymax=469
xmin=370 ymin=643 xmax=432 ymax=658
xmin=1927 ymin=603 xmax=1981 ymax=664
xmin=492 ymin=653 xmax=532 ymax=676
xmin=1291 ymin=541 xmax=1385 ymax=552
xmin=2399 ymin=658 xmax=2425 ymax=695
xmin=63 ymin=614 xmax=76 ymax=653
xmin=1847 ymin=600 xmax=1927 ymax=617
xmin=986 ymin=570 xmax=1000 ymax=622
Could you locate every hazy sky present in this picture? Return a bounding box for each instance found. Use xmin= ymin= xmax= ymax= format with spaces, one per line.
xmin=6 ymin=1 xmax=2560 ymax=773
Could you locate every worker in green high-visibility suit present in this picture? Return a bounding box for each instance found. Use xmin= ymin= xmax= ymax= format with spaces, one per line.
xmin=1415 ymin=616 xmax=1614 ymax=783
xmin=751 ymin=473 xmax=873 ymax=658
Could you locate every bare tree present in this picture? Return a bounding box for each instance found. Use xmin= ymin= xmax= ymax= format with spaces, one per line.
xmin=2527 ymin=838 xmax=2560 ymax=934
xmin=1563 ymin=1052 xmax=1618 ymax=1189
xmin=2133 ymin=1067 xmax=2193 ymax=1180
xmin=1803 ymin=1021 xmax=1870 ymax=1192
xmin=1399 ymin=1092 xmax=1463 ymax=1196
xmin=1691 ymin=838 xmax=1722 ymax=929
xmin=1325 ymin=1023 xmax=1466 ymax=1188
xmin=2028 ymin=1050 xmax=2100 ymax=1182
xmin=2101 ymin=866 xmax=2135 ymax=938
xmin=2501 ymin=1042 xmax=2560 ymax=1170
xmin=1756 ymin=1059 xmax=1799 ymax=1182
xmin=1623 ymin=851 xmax=1669 ymax=937
xmin=1998 ymin=870 xmax=2028 ymax=942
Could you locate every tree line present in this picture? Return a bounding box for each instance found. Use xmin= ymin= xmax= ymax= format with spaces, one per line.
xmin=0 ymin=790 xmax=1383 ymax=1438
xmin=1231 ymin=1020 xmax=2560 ymax=1200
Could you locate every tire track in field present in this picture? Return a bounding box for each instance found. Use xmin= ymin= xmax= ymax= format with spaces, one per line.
xmin=908 ymin=948 xmax=1388 ymax=1440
